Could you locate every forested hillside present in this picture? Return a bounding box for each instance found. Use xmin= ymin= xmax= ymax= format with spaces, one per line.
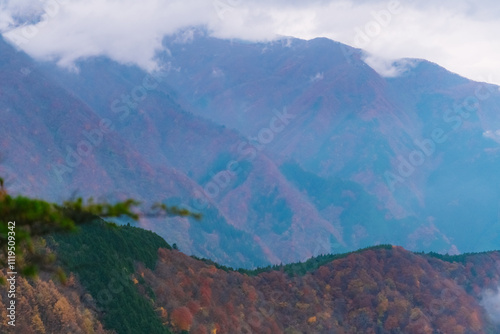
xmin=3 ymin=32 xmax=500 ymax=269
xmin=143 ymin=245 xmax=500 ymax=333
xmin=0 ymin=269 xmax=108 ymax=333
xmin=2 ymin=219 xmax=499 ymax=333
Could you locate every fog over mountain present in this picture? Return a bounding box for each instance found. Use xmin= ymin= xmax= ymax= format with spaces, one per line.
xmin=3 ymin=1 xmax=500 ymax=332
xmin=1 ymin=28 xmax=500 ymax=269
xmin=481 ymin=287 xmax=500 ymax=325
xmin=1 ymin=0 xmax=500 ymax=84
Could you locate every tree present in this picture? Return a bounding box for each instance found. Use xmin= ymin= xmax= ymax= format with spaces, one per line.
xmin=31 ymin=313 xmax=46 ymax=334
xmin=171 ymin=306 xmax=193 ymax=331
xmin=0 ymin=176 xmax=200 ymax=279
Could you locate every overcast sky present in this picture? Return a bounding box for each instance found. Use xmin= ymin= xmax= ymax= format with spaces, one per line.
xmin=1 ymin=0 xmax=499 ymax=85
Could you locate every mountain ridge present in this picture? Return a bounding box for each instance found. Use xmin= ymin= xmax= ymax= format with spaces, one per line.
xmin=2 ymin=32 xmax=500 ymax=268
xmin=44 ymin=220 xmax=500 ymax=333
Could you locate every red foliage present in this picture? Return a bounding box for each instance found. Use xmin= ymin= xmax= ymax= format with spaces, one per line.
xmin=171 ymin=306 xmax=193 ymax=331
xmin=139 ymin=247 xmax=500 ymax=333
xmin=200 ymin=284 xmax=212 ymax=307
xmin=384 ymin=315 xmax=399 ymax=331
xmin=187 ymin=300 xmax=200 ymax=315
xmin=191 ymin=324 xmax=207 ymax=334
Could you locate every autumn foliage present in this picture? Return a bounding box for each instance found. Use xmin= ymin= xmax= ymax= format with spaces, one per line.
xmin=141 ymin=245 xmax=500 ymax=334
xmin=0 ymin=270 xmax=107 ymax=333
xmin=1 ymin=216 xmax=500 ymax=334
xmin=171 ymin=306 xmax=193 ymax=331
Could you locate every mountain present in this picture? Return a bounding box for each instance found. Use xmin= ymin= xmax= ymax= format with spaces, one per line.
xmin=2 ymin=29 xmax=500 ymax=268
xmin=148 ymin=245 xmax=500 ymax=333
xmin=3 ymin=220 xmax=500 ymax=333
xmin=0 ymin=36 xmax=270 ymax=268
xmin=157 ymin=29 xmax=500 ymax=255
xmin=0 ymin=268 xmax=107 ymax=333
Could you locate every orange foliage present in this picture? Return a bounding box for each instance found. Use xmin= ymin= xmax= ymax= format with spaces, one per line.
xmin=171 ymin=306 xmax=193 ymax=331
xmin=384 ymin=315 xmax=399 ymax=331
xmin=307 ymin=316 xmax=317 ymax=324
xmin=139 ymin=247 xmax=500 ymax=334
xmin=201 ymin=284 xmax=212 ymax=307
xmin=468 ymin=311 xmax=482 ymax=331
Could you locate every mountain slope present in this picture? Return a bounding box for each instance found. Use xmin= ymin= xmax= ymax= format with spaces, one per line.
xmin=158 ymin=30 xmax=500 ymax=256
xmin=2 ymin=31 xmax=500 ymax=267
xmin=0 ymin=37 xmax=271 ymax=268
xmin=13 ymin=220 xmax=500 ymax=334
xmin=144 ymin=244 xmax=500 ymax=333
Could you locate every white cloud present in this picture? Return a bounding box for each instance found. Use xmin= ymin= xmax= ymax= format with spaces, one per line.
xmin=212 ymin=67 xmax=224 ymax=78
xmin=310 ymin=72 xmax=324 ymax=82
xmin=2 ymin=0 xmax=215 ymax=70
xmin=0 ymin=0 xmax=500 ymax=85
xmin=483 ymin=129 xmax=500 ymax=144
xmin=0 ymin=11 xmax=12 ymax=31
xmin=481 ymin=287 xmax=500 ymax=324
xmin=362 ymin=54 xmax=421 ymax=78
xmin=173 ymin=29 xmax=195 ymax=44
